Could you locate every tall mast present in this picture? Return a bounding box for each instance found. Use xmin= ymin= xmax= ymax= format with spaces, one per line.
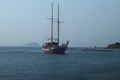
xmin=57 ymin=3 xmax=60 ymax=45
xmin=51 ymin=3 xmax=54 ymax=42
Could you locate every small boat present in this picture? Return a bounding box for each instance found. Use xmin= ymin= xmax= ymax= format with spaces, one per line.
xmin=42 ymin=3 xmax=69 ymax=54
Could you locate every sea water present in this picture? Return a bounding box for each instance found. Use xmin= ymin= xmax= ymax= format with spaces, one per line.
xmin=0 ymin=47 xmax=120 ymax=80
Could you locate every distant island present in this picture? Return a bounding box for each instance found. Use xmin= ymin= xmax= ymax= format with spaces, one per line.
xmin=23 ymin=42 xmax=41 ymax=47
xmin=107 ymin=42 xmax=120 ymax=49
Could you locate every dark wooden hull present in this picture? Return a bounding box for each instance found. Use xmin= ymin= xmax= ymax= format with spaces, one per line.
xmin=43 ymin=47 xmax=67 ymax=54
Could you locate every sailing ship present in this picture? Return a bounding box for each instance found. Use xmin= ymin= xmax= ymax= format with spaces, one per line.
xmin=42 ymin=3 xmax=69 ymax=54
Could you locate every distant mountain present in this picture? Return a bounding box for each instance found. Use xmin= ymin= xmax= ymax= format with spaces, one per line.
xmin=107 ymin=42 xmax=120 ymax=49
xmin=23 ymin=42 xmax=41 ymax=47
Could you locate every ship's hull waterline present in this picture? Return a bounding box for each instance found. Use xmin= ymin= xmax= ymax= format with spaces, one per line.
xmin=43 ymin=47 xmax=67 ymax=54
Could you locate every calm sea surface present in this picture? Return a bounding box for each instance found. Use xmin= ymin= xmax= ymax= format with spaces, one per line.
xmin=0 ymin=47 xmax=120 ymax=80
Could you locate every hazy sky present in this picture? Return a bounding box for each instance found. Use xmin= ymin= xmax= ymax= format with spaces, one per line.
xmin=0 ymin=0 xmax=120 ymax=47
